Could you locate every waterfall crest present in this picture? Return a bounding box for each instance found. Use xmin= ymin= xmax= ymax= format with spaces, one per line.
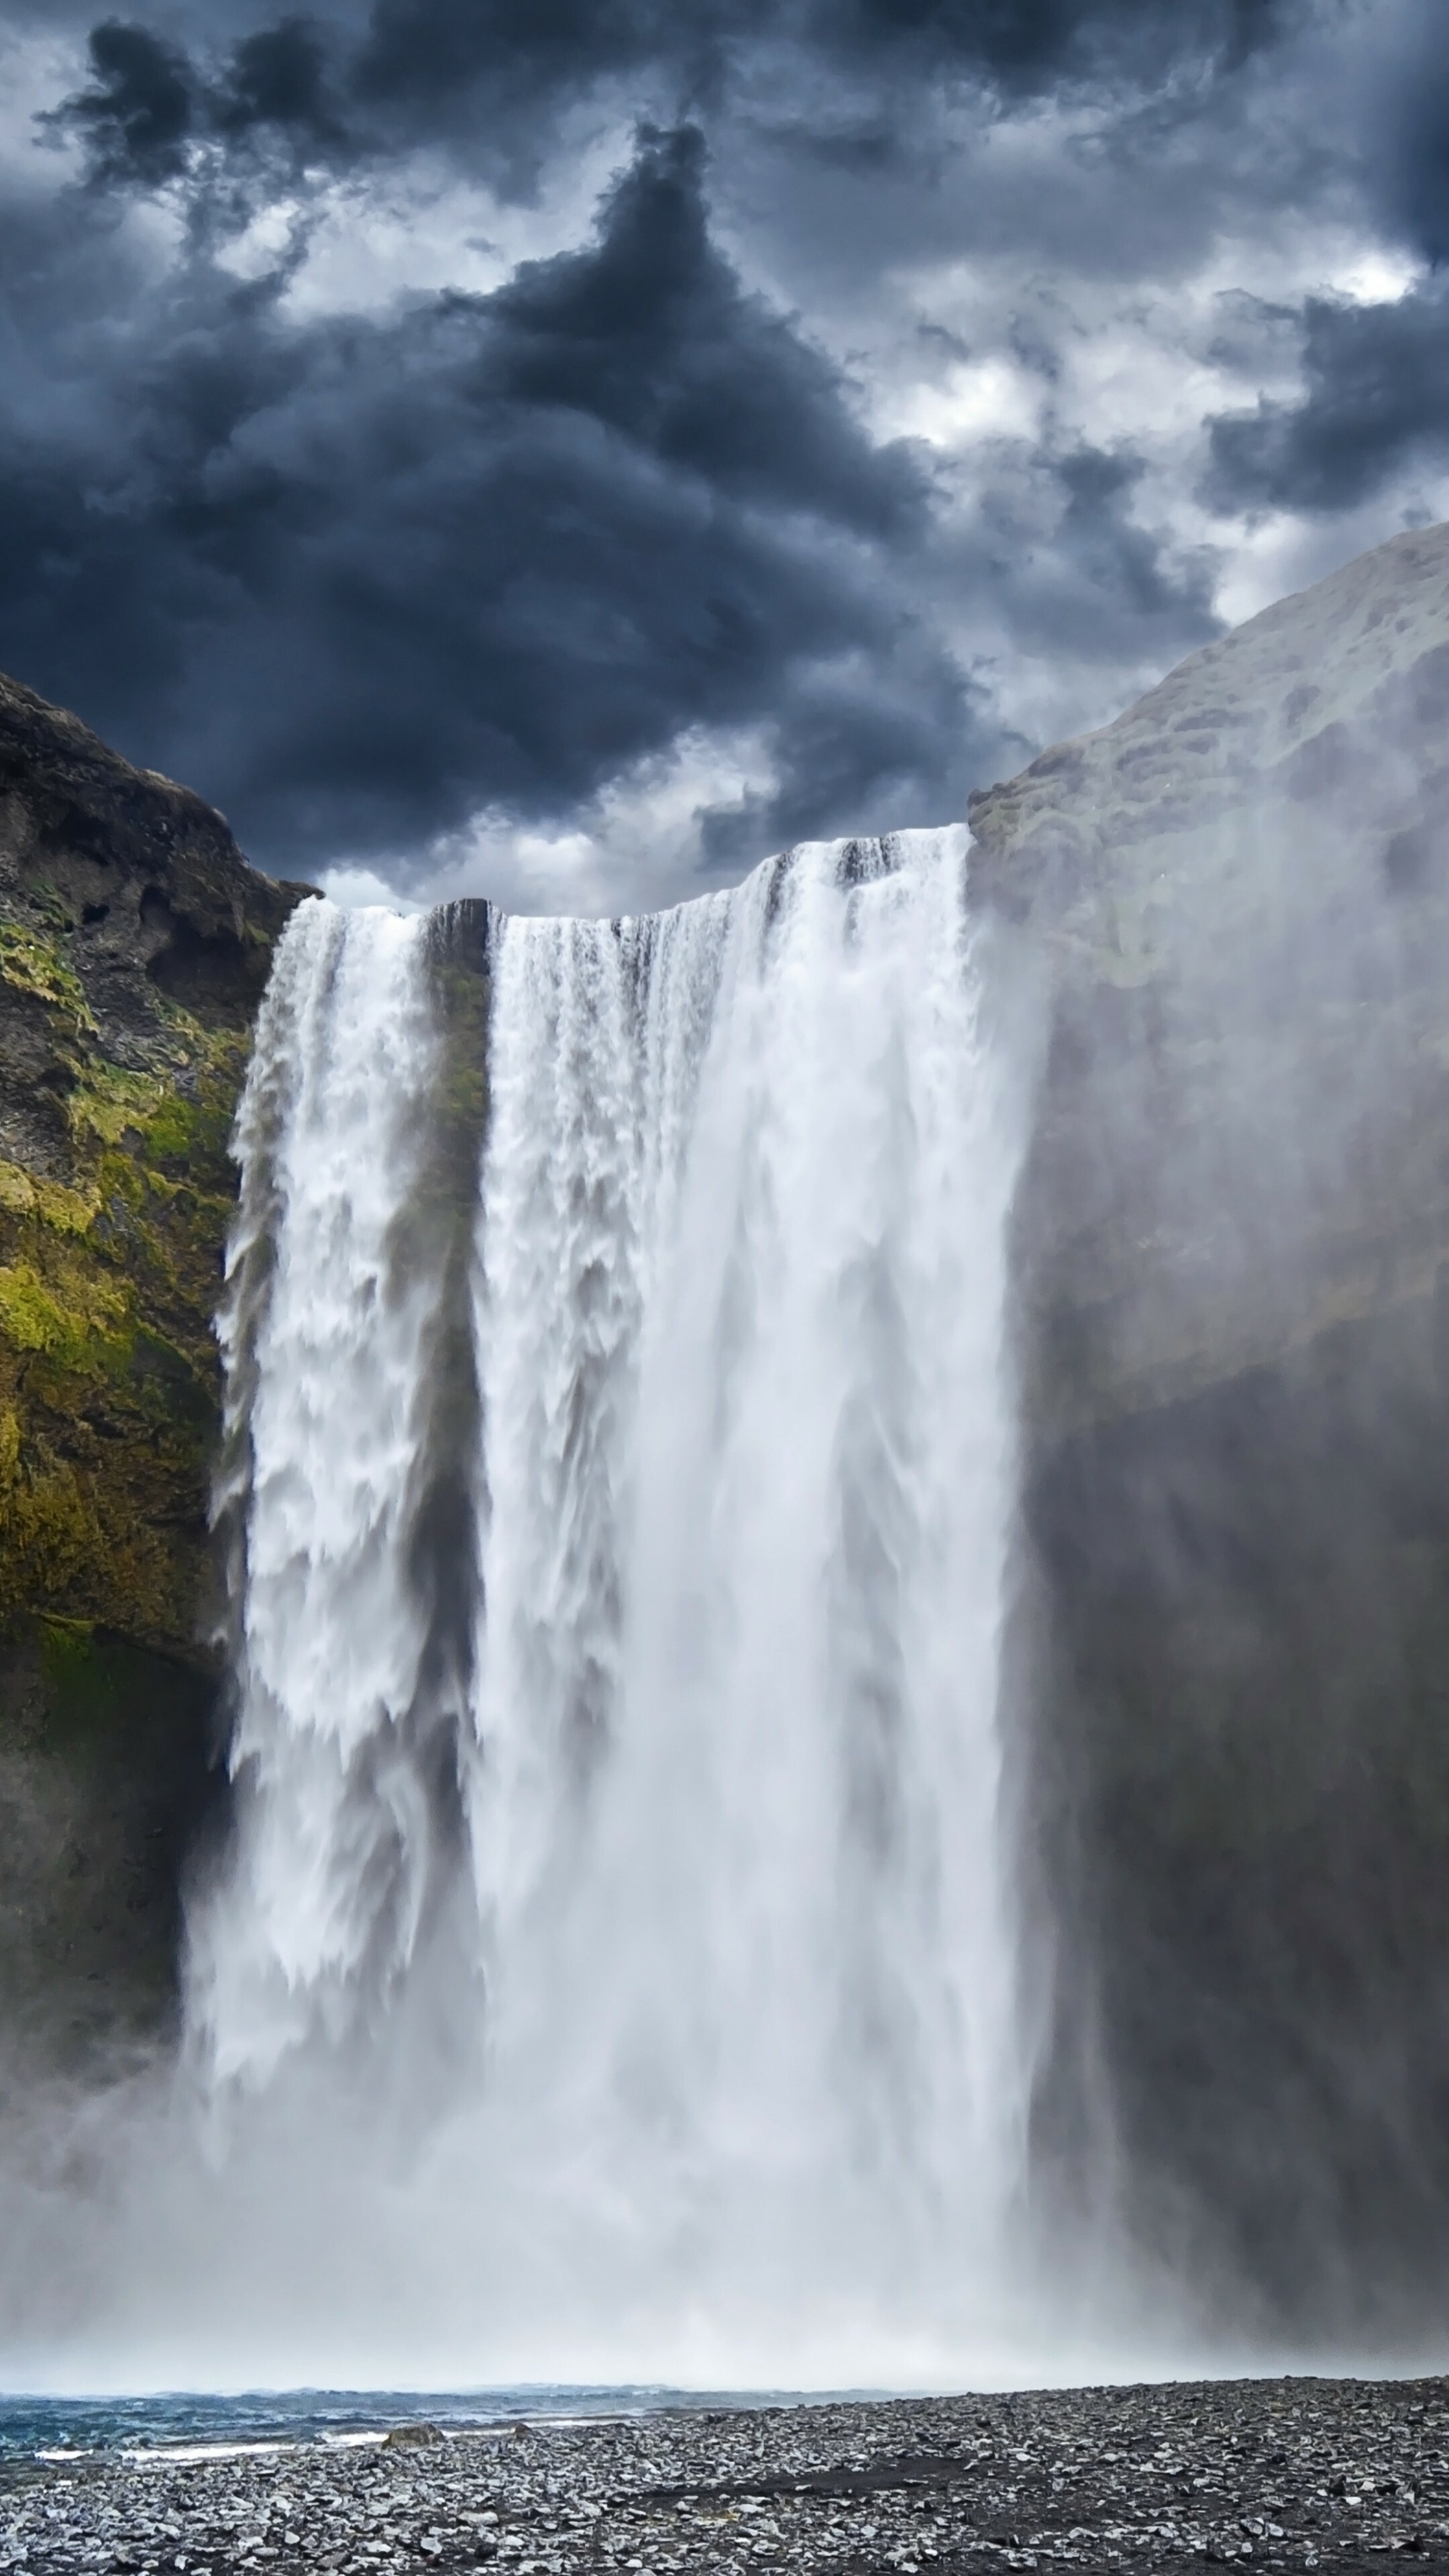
xmin=187 ymin=827 xmax=1036 ymax=2372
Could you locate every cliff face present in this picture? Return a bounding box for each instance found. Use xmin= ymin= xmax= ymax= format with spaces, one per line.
xmin=971 ymin=521 xmax=1449 ymax=1436
xmin=0 ymin=672 xmax=312 ymax=2061
xmin=0 ymin=670 xmax=313 ymax=1650
xmin=972 ymin=524 xmax=1449 ymax=2332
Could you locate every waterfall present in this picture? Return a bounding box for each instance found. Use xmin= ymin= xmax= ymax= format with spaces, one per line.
xmin=191 ymin=900 xmax=462 ymax=2089
xmin=187 ymin=827 xmax=1034 ymax=2374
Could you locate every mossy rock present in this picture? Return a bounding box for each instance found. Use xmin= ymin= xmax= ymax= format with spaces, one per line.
xmin=0 ymin=669 xmax=315 ymax=1658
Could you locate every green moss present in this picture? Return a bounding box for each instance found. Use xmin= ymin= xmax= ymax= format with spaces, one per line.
xmin=0 ymin=1464 xmax=93 ymax=1610
xmin=0 ymin=1259 xmax=129 ymax=1367
xmin=38 ymin=1610 xmax=97 ymax=1695
xmin=0 ymin=919 xmax=96 ymax=1030
xmin=143 ymin=1093 xmax=200 ymax=1163
xmin=0 ymin=1157 xmax=99 ymax=1234
xmin=0 ymin=945 xmax=260 ymax=1652
xmin=31 ymin=1613 xmax=199 ymax=1752
xmin=65 ymin=1018 xmax=247 ymax=1196
xmin=0 ymin=1448 xmax=181 ymax=1638
xmin=0 ymin=1146 xmax=233 ymax=1643
xmin=0 ymin=810 xmax=309 ymax=1656
xmin=0 ymin=703 xmax=309 ymax=1666
xmin=36 ymin=1173 xmax=99 ymax=1234
xmin=67 ymin=1057 xmax=171 ymax=1147
xmin=31 ymin=879 xmax=78 ymax=936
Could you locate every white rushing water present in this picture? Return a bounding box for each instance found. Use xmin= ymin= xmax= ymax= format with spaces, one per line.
xmin=180 ymin=827 xmax=1036 ymax=2379
xmin=190 ymin=900 xmax=458 ymax=2088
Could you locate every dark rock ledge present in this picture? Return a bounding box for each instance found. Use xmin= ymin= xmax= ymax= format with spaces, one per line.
xmin=8 ymin=2380 xmax=1449 ymax=2573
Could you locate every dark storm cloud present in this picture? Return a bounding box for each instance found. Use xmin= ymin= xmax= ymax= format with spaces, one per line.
xmin=60 ymin=20 xmax=195 ymax=186
xmin=52 ymin=14 xmax=350 ymax=195
xmin=0 ymin=0 xmax=1386 ymax=896
xmin=0 ymin=125 xmax=982 ymax=873
xmin=1192 ymin=4 xmax=1449 ymax=519
xmin=1205 ymin=284 xmax=1449 ymax=515
xmin=334 ymin=0 xmax=1283 ymax=130
xmin=982 ymin=445 xmax=1222 ymax=665
xmin=799 ymin=0 xmax=1280 ymax=87
xmin=53 ymin=0 xmax=1286 ymax=201
xmin=1348 ymin=0 xmax=1449 ymax=271
xmin=1052 ymin=448 xmax=1218 ymax=631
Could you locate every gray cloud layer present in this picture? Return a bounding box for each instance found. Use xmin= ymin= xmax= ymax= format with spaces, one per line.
xmin=1 ymin=120 xmax=996 ymax=877
xmin=55 ymin=0 xmax=1282 ymax=188
xmin=1207 ymin=284 xmax=1449 ymax=516
xmin=0 ymin=0 xmax=1443 ymax=897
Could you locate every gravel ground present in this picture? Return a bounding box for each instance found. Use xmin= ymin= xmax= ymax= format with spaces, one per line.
xmin=7 ymin=2379 xmax=1449 ymax=2575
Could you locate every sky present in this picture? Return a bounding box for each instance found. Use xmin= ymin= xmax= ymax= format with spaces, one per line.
xmin=0 ymin=0 xmax=1445 ymax=914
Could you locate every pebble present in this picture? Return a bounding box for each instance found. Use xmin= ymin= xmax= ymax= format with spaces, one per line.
xmin=5 ymin=2377 xmax=1449 ymax=2573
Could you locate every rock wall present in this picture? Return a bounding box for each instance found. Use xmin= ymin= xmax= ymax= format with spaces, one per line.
xmin=0 ymin=1615 xmax=215 ymax=2074
xmin=973 ymin=522 xmax=1449 ymax=1434
xmin=0 ymin=671 xmax=312 ymax=2070
xmin=972 ymin=523 xmax=1449 ymax=2337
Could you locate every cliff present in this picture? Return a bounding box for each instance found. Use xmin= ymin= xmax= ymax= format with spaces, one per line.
xmin=971 ymin=523 xmax=1449 ymax=2330
xmin=0 ymin=669 xmax=315 ymax=1648
xmin=0 ymin=671 xmax=312 ymax=2062
xmin=971 ymin=520 xmax=1449 ymax=1436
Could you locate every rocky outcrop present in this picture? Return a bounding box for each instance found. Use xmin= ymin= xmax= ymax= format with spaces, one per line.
xmin=973 ymin=521 xmax=1449 ymax=1437
xmin=0 ymin=672 xmax=312 ymax=2059
xmin=974 ymin=524 xmax=1449 ymax=2334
